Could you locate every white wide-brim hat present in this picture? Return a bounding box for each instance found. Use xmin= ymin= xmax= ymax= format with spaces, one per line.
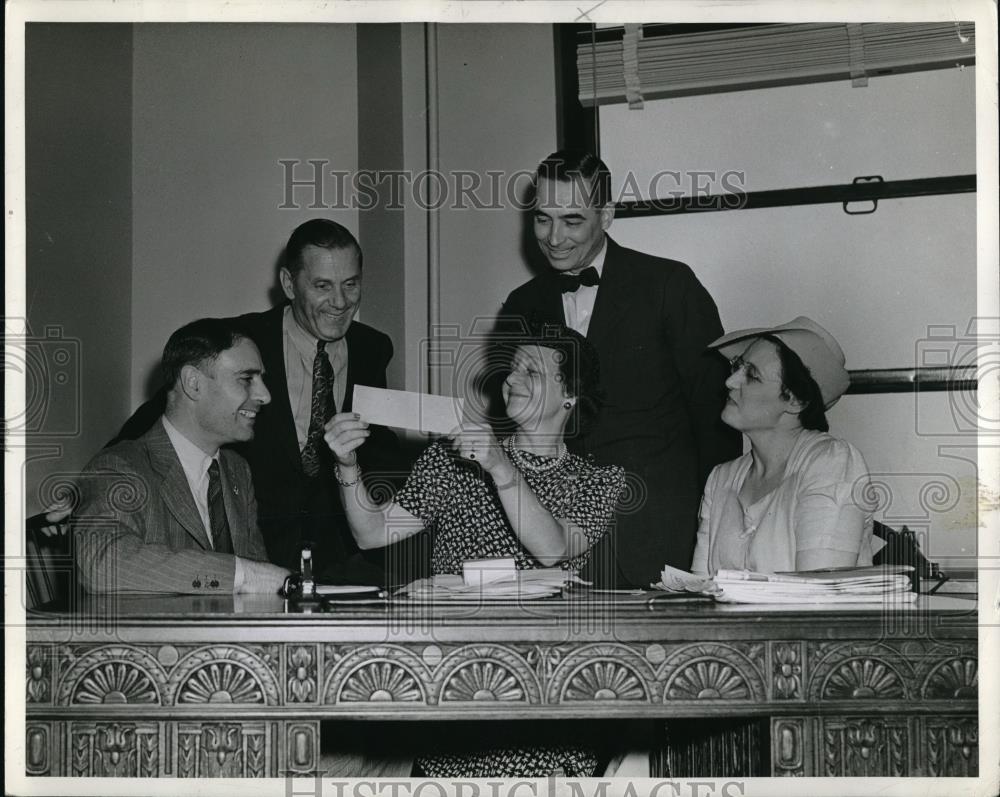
xmin=708 ymin=316 xmax=850 ymax=408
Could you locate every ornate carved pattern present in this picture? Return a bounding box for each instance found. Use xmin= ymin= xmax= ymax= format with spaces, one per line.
xmin=922 ymin=657 xmax=978 ymax=700
xmin=771 ymin=718 xmax=807 ymax=776
xmin=177 ymin=729 xmax=197 ymax=778
xmin=772 ymin=642 xmax=803 ymax=700
xmin=285 ymin=722 xmax=319 ymax=774
xmin=548 ymin=644 xmax=654 ymax=703
xmin=822 ymin=717 xmax=909 ymax=777
xmin=168 ymin=646 xmax=280 ymax=705
xmin=73 ymin=662 xmax=160 ymax=705
xmin=662 ymin=644 xmax=765 ymax=702
xmin=93 ymin=723 xmax=137 ymax=776
xmin=924 ymin=717 xmax=978 ymax=777
xmin=286 ymin=645 xmax=317 ymax=703
xmin=246 ymin=731 xmax=267 ymax=778
xmin=25 ymin=724 xmax=50 ymax=776
xmin=67 ymin=722 xmax=159 ymax=777
xmin=524 ymin=644 xmax=565 ymax=691
xmin=340 ymin=661 xmax=424 ymax=703
xmin=26 ymin=646 xmax=51 ymax=703
xmin=57 ymin=646 xmax=166 ymax=706
xmin=437 ymin=645 xmax=541 ymax=704
xmin=176 ymin=722 xmax=268 ymax=777
xmin=443 ymin=661 xmax=524 ymax=702
xmin=324 ymin=645 xmax=428 ymax=704
xmin=822 ymin=658 xmax=906 ymax=700
xmin=565 ymin=660 xmax=648 ymax=701
xmin=139 ymin=728 xmax=158 ymax=777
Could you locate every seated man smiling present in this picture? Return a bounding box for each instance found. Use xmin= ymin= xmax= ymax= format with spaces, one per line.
xmin=73 ymin=318 xmax=290 ymax=594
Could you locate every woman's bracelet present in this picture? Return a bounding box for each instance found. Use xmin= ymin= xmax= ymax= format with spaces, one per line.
xmin=334 ymin=463 xmax=362 ymax=487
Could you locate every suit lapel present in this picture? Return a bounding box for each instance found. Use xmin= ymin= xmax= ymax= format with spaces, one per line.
xmin=218 ymin=452 xmax=248 ymax=557
xmin=534 ymin=272 xmax=569 ymax=327
xmin=343 ymin=325 xmax=362 ymax=412
xmin=143 ymin=421 xmax=212 ymax=550
xmin=256 ymin=306 xmax=303 ymax=471
xmin=586 ymin=237 xmax=633 ymax=347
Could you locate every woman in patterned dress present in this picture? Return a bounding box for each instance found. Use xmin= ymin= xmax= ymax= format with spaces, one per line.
xmin=324 ymin=322 xmax=625 ymax=777
xmin=325 ymin=322 xmax=625 ymax=579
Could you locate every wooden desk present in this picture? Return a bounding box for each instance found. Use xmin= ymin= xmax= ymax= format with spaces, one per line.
xmin=25 ymin=593 xmax=978 ymax=778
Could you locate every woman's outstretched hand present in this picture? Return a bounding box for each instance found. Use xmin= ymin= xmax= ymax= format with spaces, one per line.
xmin=324 ymin=412 xmax=370 ymax=467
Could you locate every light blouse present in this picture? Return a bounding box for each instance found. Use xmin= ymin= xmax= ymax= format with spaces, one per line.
xmin=690 ymin=430 xmax=878 ymax=575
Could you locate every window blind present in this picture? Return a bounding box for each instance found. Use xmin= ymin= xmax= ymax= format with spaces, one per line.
xmin=577 ymin=22 xmax=976 ymax=107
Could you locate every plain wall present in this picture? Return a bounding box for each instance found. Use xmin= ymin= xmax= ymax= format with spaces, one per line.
xmin=24 ymin=24 xmax=134 ymax=516
xmin=427 ymin=24 xmax=557 ymax=404
xmin=357 ymin=23 xmax=407 ymax=391
xmin=600 ymin=68 xmax=978 ymax=565
xmin=130 ymin=23 xmax=360 ymax=404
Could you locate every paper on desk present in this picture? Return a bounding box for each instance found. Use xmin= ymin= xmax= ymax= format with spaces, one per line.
xmin=353 ymin=386 xmax=465 ymax=434
xmin=651 ymin=564 xmax=716 ymax=593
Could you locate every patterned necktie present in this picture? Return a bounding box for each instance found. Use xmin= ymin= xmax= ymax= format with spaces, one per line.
xmin=301 ymin=339 xmax=335 ymax=477
xmin=207 ymin=460 xmax=233 ymax=554
xmin=557 ymin=266 xmax=601 ymax=293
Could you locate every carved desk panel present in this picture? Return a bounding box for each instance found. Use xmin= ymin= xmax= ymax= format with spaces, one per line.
xmin=25 ymin=594 xmax=978 ymax=777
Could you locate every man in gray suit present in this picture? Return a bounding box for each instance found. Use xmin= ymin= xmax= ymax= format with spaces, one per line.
xmin=74 ymin=318 xmax=290 ymax=594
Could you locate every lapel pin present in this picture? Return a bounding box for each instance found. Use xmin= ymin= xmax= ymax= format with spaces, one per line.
xmin=232 ymin=485 xmax=239 ymax=496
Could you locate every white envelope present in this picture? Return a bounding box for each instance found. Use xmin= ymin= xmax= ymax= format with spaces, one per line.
xmin=352 ymin=385 xmax=465 ymax=434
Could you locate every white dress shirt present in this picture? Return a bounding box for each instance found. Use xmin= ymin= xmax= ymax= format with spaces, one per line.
xmin=283 ymin=305 xmax=348 ymax=450
xmin=560 ymin=238 xmax=607 ymax=337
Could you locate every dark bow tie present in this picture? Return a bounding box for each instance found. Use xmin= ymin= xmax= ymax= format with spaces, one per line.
xmin=557 ymin=266 xmax=601 ymax=293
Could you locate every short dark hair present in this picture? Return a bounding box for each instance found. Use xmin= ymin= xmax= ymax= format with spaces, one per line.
xmin=534 ymin=149 xmax=612 ymax=208
xmin=513 ymin=321 xmax=604 ymax=436
xmin=282 ymin=218 xmax=363 ymax=277
xmin=760 ymin=334 xmax=829 ymax=432
xmin=162 ymin=318 xmax=248 ymax=389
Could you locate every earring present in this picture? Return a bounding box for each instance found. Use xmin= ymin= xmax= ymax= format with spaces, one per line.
xmin=563 ymin=401 xmax=573 ymax=410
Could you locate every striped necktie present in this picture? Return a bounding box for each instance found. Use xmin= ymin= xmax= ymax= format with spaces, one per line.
xmin=207 ymin=460 xmax=233 ymax=554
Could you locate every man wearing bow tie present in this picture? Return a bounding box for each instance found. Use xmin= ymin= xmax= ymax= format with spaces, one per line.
xmin=499 ymin=150 xmax=740 ymax=586
xmin=74 ymin=318 xmax=291 ymax=594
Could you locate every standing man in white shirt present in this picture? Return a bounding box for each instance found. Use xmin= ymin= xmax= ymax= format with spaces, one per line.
xmin=74 ymin=318 xmax=290 ymax=594
xmin=499 ymin=150 xmax=740 ymax=587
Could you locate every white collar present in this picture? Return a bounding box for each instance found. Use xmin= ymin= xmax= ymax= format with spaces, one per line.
xmin=162 ymin=415 xmax=217 ymax=480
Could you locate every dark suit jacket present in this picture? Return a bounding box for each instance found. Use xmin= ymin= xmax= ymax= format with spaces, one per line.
xmin=499 ymin=237 xmax=741 ymax=585
xmin=112 ymin=306 xmax=411 ymax=583
xmin=74 ymin=419 xmax=267 ymax=594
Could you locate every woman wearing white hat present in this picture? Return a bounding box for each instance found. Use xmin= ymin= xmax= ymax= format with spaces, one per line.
xmin=691 ymin=316 xmax=879 ymax=575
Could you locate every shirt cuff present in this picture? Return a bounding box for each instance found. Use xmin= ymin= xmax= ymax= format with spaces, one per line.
xmin=233 ymin=556 xmax=246 ymax=593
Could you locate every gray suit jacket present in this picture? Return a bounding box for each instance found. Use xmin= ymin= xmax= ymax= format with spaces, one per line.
xmin=73 ymin=418 xmax=269 ymax=594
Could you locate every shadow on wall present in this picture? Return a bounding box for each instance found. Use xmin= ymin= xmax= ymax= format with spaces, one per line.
xmin=138 ymin=250 xmax=287 ymax=403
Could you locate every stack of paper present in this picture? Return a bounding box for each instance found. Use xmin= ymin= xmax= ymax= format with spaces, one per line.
xmin=397 ymin=569 xmax=584 ymax=601
xmin=712 ymin=565 xmax=917 ymax=604
xmin=651 ymin=564 xmax=717 ymax=594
